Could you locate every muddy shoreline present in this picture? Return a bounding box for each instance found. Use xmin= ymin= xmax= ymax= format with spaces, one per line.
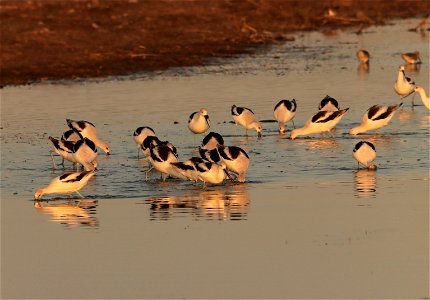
xmin=1 ymin=0 xmax=429 ymax=87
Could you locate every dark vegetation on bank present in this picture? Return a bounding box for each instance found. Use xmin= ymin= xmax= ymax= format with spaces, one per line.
xmin=1 ymin=0 xmax=429 ymax=86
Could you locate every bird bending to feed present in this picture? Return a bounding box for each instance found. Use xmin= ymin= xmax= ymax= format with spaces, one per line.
xmin=217 ymin=145 xmax=250 ymax=182
xmin=48 ymin=136 xmax=78 ymax=168
xmin=195 ymin=161 xmax=230 ymax=185
xmin=353 ymin=141 xmax=376 ymax=169
xmin=61 ymin=129 xmax=82 ymax=143
xmin=171 ymin=157 xmax=206 ymax=182
xmin=356 ymin=49 xmax=370 ymax=63
xmin=349 ymin=103 xmax=402 ymax=135
xmin=401 ymin=51 xmax=421 ymax=64
xmin=72 ymin=138 xmax=98 ymax=171
xmin=66 ymin=119 xmax=110 ymax=154
xmin=188 ymin=108 xmax=210 ymax=134
xmin=273 ymin=99 xmax=297 ymax=134
xmin=199 ymin=147 xmax=221 ymax=163
xmin=148 ymin=143 xmax=179 ymax=180
xmin=34 ymin=170 xmax=96 ymax=200
xmin=394 ymin=66 xmax=415 ymax=100
xmin=231 ymin=105 xmax=262 ymax=137
xmin=201 ymin=132 xmax=224 ymax=150
xmin=318 ymin=95 xmax=340 ymax=111
xmin=290 ymin=108 xmax=349 ymax=140
xmin=414 ymin=85 xmax=430 ymax=110
xmin=133 ymin=126 xmax=155 ymax=158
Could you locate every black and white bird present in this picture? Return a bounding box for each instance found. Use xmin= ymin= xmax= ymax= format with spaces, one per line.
xmin=201 ymin=132 xmax=224 ymax=150
xmin=195 ymin=161 xmax=230 ymax=185
xmin=290 ymin=108 xmax=349 ymax=140
xmin=199 ymin=147 xmax=221 ymax=163
xmin=49 ymin=136 xmax=78 ymax=169
xmin=231 ymin=105 xmax=262 ymax=137
xmin=273 ymin=99 xmax=297 ymax=134
xmin=318 ymin=95 xmax=340 ymax=111
xmin=72 ymin=138 xmax=98 ymax=171
xmin=217 ymin=145 xmax=250 ymax=182
xmin=171 ymin=157 xmax=206 ymax=182
xmin=133 ymin=126 xmax=155 ymax=158
xmin=394 ymin=66 xmax=415 ymax=100
xmin=148 ymin=143 xmax=179 ymax=180
xmin=414 ymin=85 xmax=430 ymax=110
xmin=349 ymin=103 xmax=402 ymax=135
xmin=34 ymin=170 xmax=96 ymax=200
xmin=188 ymin=108 xmax=210 ymax=134
xmin=61 ymin=129 xmax=82 ymax=143
xmin=356 ymin=49 xmax=370 ymax=63
xmin=66 ymin=119 xmax=110 ymax=155
xmin=353 ymin=141 xmax=377 ymax=169
xmin=401 ymin=51 xmax=421 ymax=64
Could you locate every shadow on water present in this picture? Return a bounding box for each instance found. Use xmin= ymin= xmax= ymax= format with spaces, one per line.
xmin=142 ymin=183 xmax=250 ymax=221
xmin=34 ymin=199 xmax=99 ymax=228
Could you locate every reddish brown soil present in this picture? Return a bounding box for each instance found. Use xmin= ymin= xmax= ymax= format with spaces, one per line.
xmin=1 ymin=0 xmax=429 ymax=87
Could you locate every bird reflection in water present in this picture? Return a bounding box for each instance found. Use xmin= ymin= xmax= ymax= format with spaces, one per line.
xmin=145 ymin=185 xmax=249 ymax=221
xmin=357 ymin=62 xmax=369 ymax=80
xmin=293 ymin=137 xmax=341 ymax=150
xmin=34 ymin=199 xmax=98 ymax=228
xmin=354 ymin=169 xmax=377 ymax=198
xmin=403 ymin=63 xmax=421 ymax=73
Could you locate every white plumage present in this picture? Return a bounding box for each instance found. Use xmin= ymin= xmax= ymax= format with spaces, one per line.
xmin=217 ymin=145 xmax=250 ymax=182
xmin=66 ymin=119 xmax=110 ymax=155
xmin=353 ymin=141 xmax=376 ymax=169
xmin=273 ymin=99 xmax=297 ymax=134
xmin=34 ymin=170 xmax=96 ymax=200
xmin=188 ymin=108 xmax=210 ymax=134
xmin=394 ymin=66 xmax=415 ymax=99
xmin=414 ymin=85 xmax=430 ymax=110
xmin=349 ymin=103 xmax=402 ymax=135
xmin=290 ymin=108 xmax=349 ymax=140
xmin=231 ymin=105 xmax=262 ymax=137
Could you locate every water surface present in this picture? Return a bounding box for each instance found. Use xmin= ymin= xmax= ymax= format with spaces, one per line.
xmin=1 ymin=18 xmax=429 ymax=299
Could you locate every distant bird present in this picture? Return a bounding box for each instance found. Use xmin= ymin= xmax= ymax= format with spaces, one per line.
xmin=394 ymin=66 xmax=415 ymax=100
xmin=72 ymin=138 xmax=98 ymax=171
xmin=148 ymin=144 xmax=179 ymax=180
xmin=34 ymin=170 xmax=96 ymax=200
xmin=349 ymin=103 xmax=403 ymax=135
xmin=133 ymin=126 xmax=155 ymax=158
xmin=356 ymin=49 xmax=370 ymax=63
xmin=217 ymin=145 xmax=250 ymax=182
xmin=318 ymin=95 xmax=340 ymax=111
xmin=66 ymin=119 xmax=110 ymax=155
xmin=195 ymin=161 xmax=230 ymax=185
xmin=414 ymin=85 xmax=430 ymax=110
xmin=188 ymin=108 xmax=210 ymax=134
xmin=231 ymin=105 xmax=262 ymax=137
xmin=273 ymin=99 xmax=297 ymax=134
xmin=401 ymin=51 xmax=421 ymax=64
xmin=353 ymin=141 xmax=376 ymax=169
xmin=290 ymin=108 xmax=349 ymax=140
xmin=48 ymin=136 xmax=78 ymax=169
xmin=201 ymin=132 xmax=224 ymax=150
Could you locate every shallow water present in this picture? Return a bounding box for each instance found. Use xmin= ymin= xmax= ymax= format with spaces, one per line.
xmin=1 ymin=19 xmax=429 ymax=299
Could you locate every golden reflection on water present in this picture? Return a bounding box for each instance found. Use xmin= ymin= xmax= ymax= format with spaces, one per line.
xmin=354 ymin=169 xmax=377 ymax=198
xmin=34 ymin=200 xmax=99 ymax=228
xmin=420 ymin=115 xmax=430 ymax=129
xmin=293 ymin=137 xmax=341 ymax=149
xmin=357 ymin=62 xmax=369 ymax=80
xmin=145 ymin=184 xmax=249 ymax=221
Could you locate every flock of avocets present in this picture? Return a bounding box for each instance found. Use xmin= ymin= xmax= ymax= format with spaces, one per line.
xmin=34 ymin=50 xmax=429 ymax=200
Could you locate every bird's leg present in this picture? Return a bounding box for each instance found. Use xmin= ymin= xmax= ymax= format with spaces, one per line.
xmin=137 ymin=148 xmax=140 ymax=159
xmin=75 ymin=191 xmax=84 ymax=198
xmin=49 ymin=151 xmax=57 ymax=170
xmin=144 ymin=167 xmax=153 ymax=181
xmin=292 ymin=120 xmax=296 ymax=129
